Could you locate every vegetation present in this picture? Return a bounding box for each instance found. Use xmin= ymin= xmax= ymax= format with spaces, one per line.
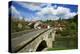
xmin=11 ymin=14 xmax=78 ymax=51
xmin=47 ymin=15 xmax=78 ymax=51
xmin=58 ymin=15 xmax=77 ymax=37
xmin=11 ymin=17 xmax=30 ymax=33
xmin=47 ymin=48 xmax=74 ymax=51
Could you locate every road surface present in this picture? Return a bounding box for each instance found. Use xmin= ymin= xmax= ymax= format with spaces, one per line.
xmin=11 ymin=29 xmax=48 ymax=52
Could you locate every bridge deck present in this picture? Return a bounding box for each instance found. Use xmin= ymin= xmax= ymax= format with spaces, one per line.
xmin=11 ymin=29 xmax=49 ymax=52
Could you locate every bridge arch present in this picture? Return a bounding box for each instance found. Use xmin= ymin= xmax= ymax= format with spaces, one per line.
xmin=35 ymin=40 xmax=47 ymax=51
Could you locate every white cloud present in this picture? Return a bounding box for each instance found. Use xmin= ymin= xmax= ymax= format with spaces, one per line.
xmin=36 ymin=5 xmax=77 ymax=20
xmin=32 ymin=15 xmax=59 ymax=21
xmin=32 ymin=17 xmax=42 ymax=21
xmin=18 ymin=2 xmax=47 ymax=11
xmin=13 ymin=2 xmax=77 ymax=21
xmin=37 ymin=4 xmax=55 ymax=15
xmin=11 ymin=5 xmax=20 ymax=15
xmin=65 ymin=12 xmax=77 ymax=19
xmin=11 ymin=5 xmax=23 ymax=20
xmin=55 ymin=6 xmax=70 ymax=15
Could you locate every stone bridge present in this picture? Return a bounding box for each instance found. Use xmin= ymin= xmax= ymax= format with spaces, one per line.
xmin=11 ymin=28 xmax=56 ymax=53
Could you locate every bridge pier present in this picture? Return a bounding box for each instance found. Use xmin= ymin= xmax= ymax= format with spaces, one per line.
xmin=47 ymin=30 xmax=56 ymax=48
xmin=47 ymin=38 xmax=53 ymax=48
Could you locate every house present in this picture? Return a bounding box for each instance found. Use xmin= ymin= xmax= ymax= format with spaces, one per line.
xmin=28 ymin=20 xmax=50 ymax=29
xmin=34 ymin=21 xmax=42 ymax=29
xmin=54 ymin=21 xmax=66 ymax=31
xmin=34 ymin=22 xmax=50 ymax=29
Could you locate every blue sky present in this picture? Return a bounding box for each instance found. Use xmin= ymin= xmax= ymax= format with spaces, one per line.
xmin=10 ymin=1 xmax=78 ymax=21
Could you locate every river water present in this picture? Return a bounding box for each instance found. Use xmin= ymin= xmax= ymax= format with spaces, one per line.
xmin=53 ymin=36 xmax=78 ymax=49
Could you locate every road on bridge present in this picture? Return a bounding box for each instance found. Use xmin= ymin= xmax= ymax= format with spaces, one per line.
xmin=11 ymin=29 xmax=49 ymax=52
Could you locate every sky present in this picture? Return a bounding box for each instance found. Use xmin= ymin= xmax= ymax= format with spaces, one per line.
xmin=9 ymin=1 xmax=78 ymax=21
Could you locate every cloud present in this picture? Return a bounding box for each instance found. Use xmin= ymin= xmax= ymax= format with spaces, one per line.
xmin=64 ymin=12 xmax=77 ymax=19
xmin=11 ymin=5 xmax=20 ymax=15
xmin=12 ymin=2 xmax=77 ymax=21
xmin=36 ymin=5 xmax=77 ymax=20
xmin=55 ymin=6 xmax=77 ymax=19
xmin=10 ymin=5 xmax=23 ymax=19
xmin=32 ymin=15 xmax=59 ymax=21
xmin=18 ymin=2 xmax=47 ymax=11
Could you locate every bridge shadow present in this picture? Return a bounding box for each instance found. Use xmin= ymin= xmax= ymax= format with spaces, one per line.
xmin=36 ymin=40 xmax=47 ymax=51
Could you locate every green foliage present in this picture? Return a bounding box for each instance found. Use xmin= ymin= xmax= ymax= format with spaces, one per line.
xmin=47 ymin=48 xmax=72 ymax=51
xmin=11 ymin=17 xmax=30 ymax=33
xmin=53 ymin=15 xmax=78 ymax=50
xmin=58 ymin=15 xmax=78 ymax=37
